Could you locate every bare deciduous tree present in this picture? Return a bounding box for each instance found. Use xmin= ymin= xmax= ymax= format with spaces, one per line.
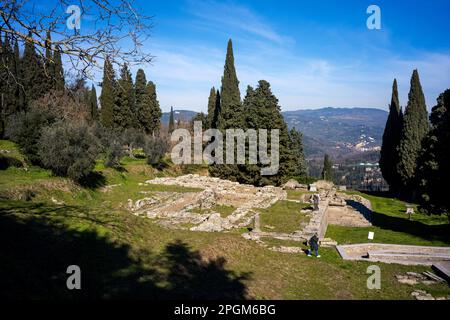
xmin=0 ymin=0 xmax=153 ymax=78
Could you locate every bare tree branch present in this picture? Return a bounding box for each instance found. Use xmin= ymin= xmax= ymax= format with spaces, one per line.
xmin=0 ymin=0 xmax=154 ymax=79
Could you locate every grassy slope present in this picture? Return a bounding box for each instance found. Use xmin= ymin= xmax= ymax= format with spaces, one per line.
xmin=259 ymin=200 xmax=310 ymax=233
xmin=0 ymin=140 xmax=449 ymax=300
xmin=326 ymin=191 xmax=450 ymax=247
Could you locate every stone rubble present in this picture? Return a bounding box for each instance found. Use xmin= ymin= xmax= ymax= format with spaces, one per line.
xmin=127 ymin=174 xmax=374 ymax=254
xmin=129 ymin=174 xmax=286 ymax=232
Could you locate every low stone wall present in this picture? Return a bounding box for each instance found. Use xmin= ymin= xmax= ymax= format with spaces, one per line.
xmin=336 ymin=243 xmax=450 ymax=266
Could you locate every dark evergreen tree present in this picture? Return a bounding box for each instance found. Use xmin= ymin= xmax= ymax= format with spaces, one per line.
xmin=89 ymin=84 xmax=99 ymax=121
xmin=0 ymin=32 xmax=5 ymax=137
xmin=2 ymin=34 xmax=15 ymax=115
xmin=217 ymin=39 xmax=242 ymax=130
xmin=135 ymin=69 xmax=162 ymax=135
xmin=213 ymin=90 xmax=221 ymax=129
xmin=287 ymin=128 xmax=307 ymax=179
xmin=417 ymin=89 xmax=450 ymax=216
xmin=237 ymin=81 xmax=292 ymax=186
xmin=397 ymin=70 xmax=429 ymax=196
xmin=209 ymin=39 xmax=243 ymax=181
xmin=13 ymin=38 xmax=25 ymax=112
xmin=134 ymin=68 xmax=148 ymax=130
xmin=43 ymin=31 xmax=54 ymax=92
xmin=0 ymin=33 xmax=23 ymax=135
xmin=206 ymin=87 xmax=217 ymax=129
xmin=146 ymin=81 xmax=162 ymax=135
xmin=53 ymin=46 xmax=65 ymax=91
xmin=22 ymin=32 xmax=45 ymax=105
xmin=322 ymin=154 xmax=333 ymax=181
xmin=99 ymin=57 xmax=115 ymax=128
xmin=113 ymin=63 xmax=135 ymax=129
xmin=168 ymin=106 xmax=175 ymax=134
xmin=191 ymin=112 xmax=207 ymax=131
xmin=380 ymin=79 xmax=403 ymax=193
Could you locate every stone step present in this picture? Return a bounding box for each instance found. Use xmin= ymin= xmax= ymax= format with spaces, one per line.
xmin=423 ymin=271 xmax=446 ymax=283
xmin=432 ymin=262 xmax=450 ymax=282
xmin=368 ymin=251 xmax=450 ymax=262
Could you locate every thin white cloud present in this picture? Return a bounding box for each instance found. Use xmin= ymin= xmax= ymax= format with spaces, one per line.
xmin=185 ymin=0 xmax=293 ymax=45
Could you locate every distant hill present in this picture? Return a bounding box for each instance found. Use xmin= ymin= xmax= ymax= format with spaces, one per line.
xmin=283 ymin=107 xmax=388 ymax=160
xmin=161 ymin=107 xmax=388 ymax=162
xmin=161 ymin=110 xmax=198 ymax=125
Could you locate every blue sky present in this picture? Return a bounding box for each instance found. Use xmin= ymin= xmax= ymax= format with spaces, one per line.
xmin=94 ymin=1 xmax=450 ymax=112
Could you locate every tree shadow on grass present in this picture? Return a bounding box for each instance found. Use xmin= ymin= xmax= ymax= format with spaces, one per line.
xmin=78 ymin=171 xmax=107 ymax=189
xmin=346 ymin=200 xmax=372 ymax=222
xmin=346 ymin=198 xmax=450 ymax=245
xmin=0 ymin=200 xmax=250 ymax=300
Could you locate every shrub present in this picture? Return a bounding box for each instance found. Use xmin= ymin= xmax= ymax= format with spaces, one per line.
xmin=91 ymin=124 xmax=126 ymax=168
xmin=5 ymin=110 xmax=56 ymax=165
xmin=123 ymin=128 xmax=146 ymax=157
xmin=38 ymin=122 xmax=99 ymax=181
xmin=144 ymin=136 xmax=169 ymax=167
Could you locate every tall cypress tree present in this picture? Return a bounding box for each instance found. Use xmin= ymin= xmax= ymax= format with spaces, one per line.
xmin=2 ymin=35 xmax=21 ymax=115
xmin=213 ymin=90 xmax=221 ymax=129
xmin=287 ymin=128 xmax=307 ymax=179
xmin=99 ymin=57 xmax=115 ymax=128
xmin=218 ymin=39 xmax=242 ymax=130
xmin=206 ymin=87 xmax=221 ymax=130
xmin=13 ymin=38 xmax=25 ymax=112
xmin=89 ymin=84 xmax=99 ymax=121
xmin=43 ymin=31 xmax=54 ymax=92
xmin=2 ymin=34 xmax=13 ymax=114
xmin=53 ymin=46 xmax=65 ymax=91
xmin=0 ymin=32 xmax=5 ymax=137
xmin=397 ymin=70 xmax=429 ymax=195
xmin=209 ymin=39 xmax=243 ymax=181
xmin=146 ymin=81 xmax=162 ymax=135
xmin=135 ymin=68 xmax=161 ymax=135
xmin=22 ymin=32 xmax=45 ymax=104
xmin=206 ymin=87 xmax=216 ymax=129
xmin=322 ymin=154 xmax=333 ymax=181
xmin=380 ymin=79 xmax=403 ymax=193
xmin=114 ymin=63 xmax=135 ymax=129
xmin=168 ymin=106 xmax=175 ymax=134
xmin=134 ymin=68 xmax=147 ymax=131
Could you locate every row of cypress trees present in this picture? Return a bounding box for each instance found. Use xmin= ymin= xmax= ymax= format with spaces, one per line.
xmin=204 ymin=39 xmax=306 ymax=186
xmin=99 ymin=57 xmax=162 ymax=135
xmin=380 ymin=70 xmax=429 ymax=197
xmin=0 ymin=31 xmax=64 ymax=134
xmin=380 ymin=69 xmax=450 ymax=214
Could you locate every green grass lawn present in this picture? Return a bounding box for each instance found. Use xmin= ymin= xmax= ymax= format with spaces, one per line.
xmin=1 ymin=140 xmax=450 ymax=300
xmin=326 ymin=191 xmax=450 ymax=246
xmin=286 ymin=189 xmax=312 ymax=201
xmin=259 ymin=200 xmax=310 ymax=233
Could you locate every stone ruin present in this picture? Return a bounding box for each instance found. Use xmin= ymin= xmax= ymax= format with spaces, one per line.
xmin=128 ymin=174 xmax=286 ymax=232
xmin=127 ymin=175 xmax=376 ymax=255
